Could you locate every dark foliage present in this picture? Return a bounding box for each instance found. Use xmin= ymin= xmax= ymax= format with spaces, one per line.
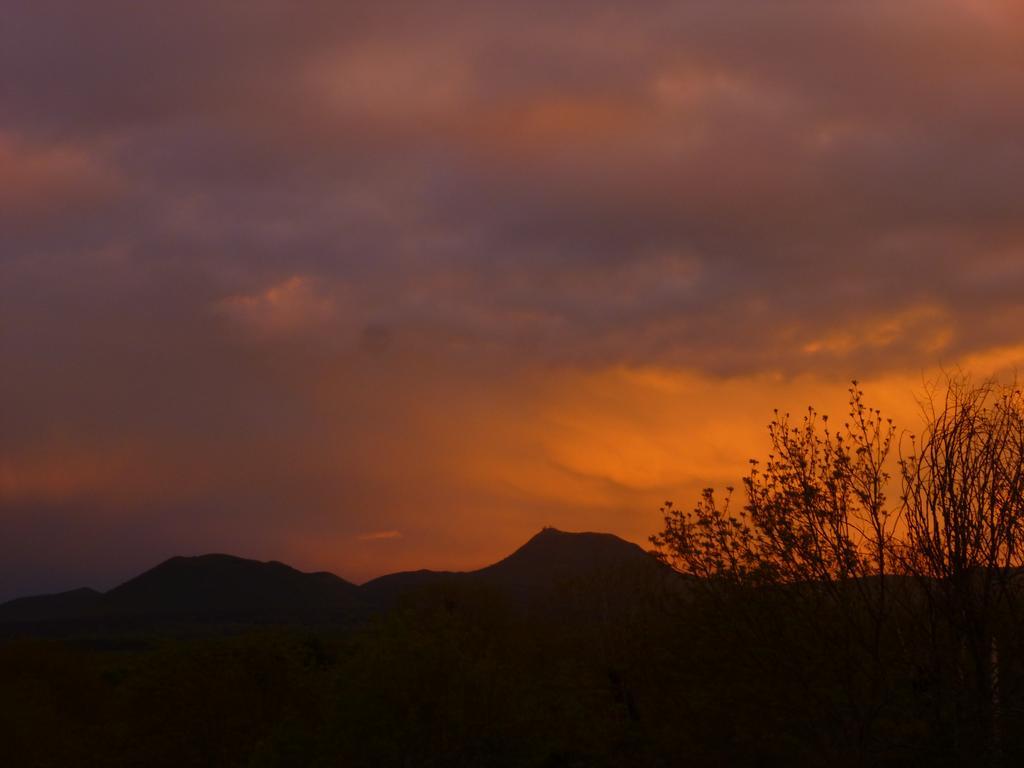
xmin=652 ymin=375 xmax=1024 ymax=767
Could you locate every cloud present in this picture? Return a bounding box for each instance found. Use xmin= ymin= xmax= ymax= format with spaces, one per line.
xmin=356 ymin=530 xmax=402 ymax=542
xmin=216 ymin=275 xmax=337 ymax=338
xmin=0 ymin=134 xmax=121 ymax=223
xmin=2 ymin=0 xmax=1024 ymax=596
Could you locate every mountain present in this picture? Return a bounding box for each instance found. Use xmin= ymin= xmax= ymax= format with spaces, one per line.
xmin=359 ymin=568 xmax=463 ymax=608
xmin=102 ymin=554 xmax=360 ymax=621
xmin=476 ymin=527 xmax=656 ymax=586
xmin=360 ymin=527 xmax=667 ymax=608
xmin=0 ymin=587 xmax=102 ymax=623
xmin=0 ymin=555 xmax=359 ymax=627
xmin=0 ymin=528 xmax=666 ymax=627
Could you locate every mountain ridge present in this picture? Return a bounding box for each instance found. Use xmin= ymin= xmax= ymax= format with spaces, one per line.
xmin=0 ymin=527 xmax=664 ymax=625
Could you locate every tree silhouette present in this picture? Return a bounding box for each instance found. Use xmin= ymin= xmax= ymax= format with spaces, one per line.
xmin=900 ymin=377 xmax=1024 ymax=761
xmin=652 ymin=374 xmax=1024 ymax=766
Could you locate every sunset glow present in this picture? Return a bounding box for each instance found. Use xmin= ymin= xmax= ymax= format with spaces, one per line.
xmin=3 ymin=0 xmax=1024 ymax=600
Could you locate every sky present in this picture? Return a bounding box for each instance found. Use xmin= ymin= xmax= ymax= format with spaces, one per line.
xmin=3 ymin=0 xmax=1024 ymax=599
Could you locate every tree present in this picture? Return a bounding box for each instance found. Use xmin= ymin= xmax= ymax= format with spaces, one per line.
xmin=652 ymin=382 xmax=897 ymax=587
xmin=652 ymin=384 xmax=901 ymax=764
xmin=900 ymin=377 xmax=1024 ymax=761
xmin=651 ymin=375 xmax=1024 ymax=766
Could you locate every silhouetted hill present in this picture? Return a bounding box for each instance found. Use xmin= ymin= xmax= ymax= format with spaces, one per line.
xmin=359 ymin=568 xmax=463 ymax=608
xmin=0 ymin=555 xmax=359 ymax=628
xmin=0 ymin=587 xmax=102 ymax=623
xmin=477 ymin=527 xmax=655 ymax=586
xmin=0 ymin=529 xmax=666 ymax=626
xmin=102 ymin=554 xmax=359 ymax=621
xmin=361 ymin=527 xmax=668 ymax=609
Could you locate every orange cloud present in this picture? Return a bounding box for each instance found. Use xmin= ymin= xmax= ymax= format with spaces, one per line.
xmin=0 ymin=134 xmax=120 ymax=219
xmin=801 ymin=305 xmax=954 ymax=357
xmin=463 ymin=96 xmax=649 ymax=157
xmin=0 ymin=440 xmax=168 ymax=507
xmin=356 ymin=530 xmax=402 ymax=541
xmin=216 ymin=276 xmax=337 ymax=337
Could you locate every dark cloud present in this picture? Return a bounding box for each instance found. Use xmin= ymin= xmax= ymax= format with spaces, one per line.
xmin=3 ymin=1 xmax=1024 ymax=598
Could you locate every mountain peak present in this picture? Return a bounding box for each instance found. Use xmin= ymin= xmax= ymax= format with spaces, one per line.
xmin=478 ymin=527 xmax=655 ymax=587
xmin=520 ymin=526 xmax=647 ymax=554
xmin=100 ymin=552 xmax=358 ymax=621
